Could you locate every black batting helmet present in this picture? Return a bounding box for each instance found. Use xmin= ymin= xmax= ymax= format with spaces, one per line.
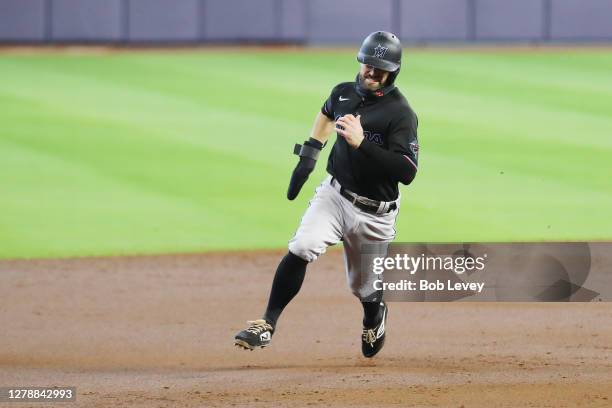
xmin=357 ymin=31 xmax=402 ymax=72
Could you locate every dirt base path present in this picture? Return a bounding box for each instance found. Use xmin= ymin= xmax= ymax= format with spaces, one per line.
xmin=1 ymin=250 xmax=611 ymax=407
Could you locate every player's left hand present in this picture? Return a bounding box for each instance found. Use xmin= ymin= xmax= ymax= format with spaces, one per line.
xmin=336 ymin=114 xmax=364 ymax=149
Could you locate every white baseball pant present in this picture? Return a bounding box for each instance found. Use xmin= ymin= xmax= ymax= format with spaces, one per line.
xmin=288 ymin=176 xmax=399 ymax=300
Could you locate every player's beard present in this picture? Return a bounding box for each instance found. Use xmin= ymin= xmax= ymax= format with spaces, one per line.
xmin=359 ymin=71 xmax=385 ymax=91
xmin=355 ymin=73 xmax=395 ymax=99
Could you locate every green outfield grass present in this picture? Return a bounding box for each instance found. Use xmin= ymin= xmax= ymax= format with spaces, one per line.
xmin=1 ymin=48 xmax=611 ymax=259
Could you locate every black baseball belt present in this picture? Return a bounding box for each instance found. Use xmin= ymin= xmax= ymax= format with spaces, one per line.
xmin=330 ymin=177 xmax=397 ymax=215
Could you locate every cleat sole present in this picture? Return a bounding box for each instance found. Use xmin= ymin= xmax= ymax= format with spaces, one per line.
xmin=234 ymin=339 xmax=270 ymax=350
xmin=234 ymin=339 xmax=255 ymax=350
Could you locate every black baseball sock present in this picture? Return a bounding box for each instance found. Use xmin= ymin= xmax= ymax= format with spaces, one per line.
xmin=263 ymin=251 xmax=308 ymax=329
xmin=362 ymin=300 xmax=383 ymax=327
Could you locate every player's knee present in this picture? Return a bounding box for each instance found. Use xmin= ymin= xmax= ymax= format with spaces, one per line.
xmin=288 ymin=237 xmax=323 ymax=263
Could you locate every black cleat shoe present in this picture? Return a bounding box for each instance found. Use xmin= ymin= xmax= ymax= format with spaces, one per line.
xmin=362 ymin=302 xmax=387 ymax=358
xmin=234 ymin=319 xmax=274 ymax=350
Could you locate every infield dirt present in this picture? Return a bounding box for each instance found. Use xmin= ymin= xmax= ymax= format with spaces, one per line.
xmin=1 ymin=250 xmax=611 ymax=407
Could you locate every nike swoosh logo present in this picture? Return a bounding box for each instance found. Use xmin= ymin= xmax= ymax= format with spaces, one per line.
xmin=338 ymin=96 xmax=350 ymax=102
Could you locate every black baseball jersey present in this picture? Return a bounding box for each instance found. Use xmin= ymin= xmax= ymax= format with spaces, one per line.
xmin=321 ymin=81 xmax=419 ymax=202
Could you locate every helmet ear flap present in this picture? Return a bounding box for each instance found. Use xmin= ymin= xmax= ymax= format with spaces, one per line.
xmin=386 ymin=68 xmax=400 ymax=85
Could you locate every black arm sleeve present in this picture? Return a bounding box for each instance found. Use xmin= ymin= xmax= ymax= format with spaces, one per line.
xmin=358 ymin=112 xmax=419 ymax=185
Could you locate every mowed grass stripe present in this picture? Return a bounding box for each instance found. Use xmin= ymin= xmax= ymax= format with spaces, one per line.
xmin=1 ymin=135 xmax=294 ymax=257
xmin=0 ymin=57 xmax=315 ymax=162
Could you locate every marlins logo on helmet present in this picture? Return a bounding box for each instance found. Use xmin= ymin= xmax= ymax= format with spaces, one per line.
xmin=373 ymin=44 xmax=388 ymax=58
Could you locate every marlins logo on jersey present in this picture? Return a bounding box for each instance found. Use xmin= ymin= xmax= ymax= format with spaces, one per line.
xmin=409 ymin=142 xmax=419 ymax=159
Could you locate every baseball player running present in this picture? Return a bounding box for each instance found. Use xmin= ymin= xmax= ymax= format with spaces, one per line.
xmin=234 ymin=31 xmax=419 ymax=358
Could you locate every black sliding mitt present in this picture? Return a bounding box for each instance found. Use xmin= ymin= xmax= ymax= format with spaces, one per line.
xmin=287 ymin=138 xmax=323 ymax=200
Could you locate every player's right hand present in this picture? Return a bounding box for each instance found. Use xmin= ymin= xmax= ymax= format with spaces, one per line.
xmin=287 ymin=138 xmax=323 ymax=200
xmin=287 ymin=157 xmax=315 ymax=200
